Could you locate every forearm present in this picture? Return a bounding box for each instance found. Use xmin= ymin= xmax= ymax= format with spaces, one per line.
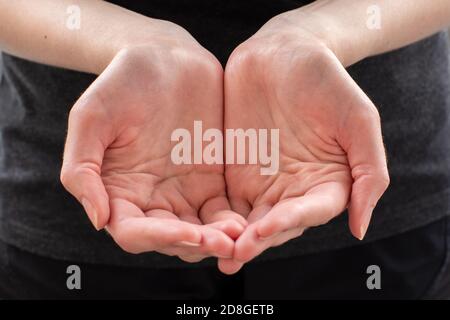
xmin=0 ymin=0 xmax=164 ymax=74
xmin=291 ymin=0 xmax=450 ymax=66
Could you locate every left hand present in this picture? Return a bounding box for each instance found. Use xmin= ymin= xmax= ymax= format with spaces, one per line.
xmin=220 ymin=13 xmax=390 ymax=274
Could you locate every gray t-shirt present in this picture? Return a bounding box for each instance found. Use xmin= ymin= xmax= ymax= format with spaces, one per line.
xmin=0 ymin=0 xmax=449 ymax=268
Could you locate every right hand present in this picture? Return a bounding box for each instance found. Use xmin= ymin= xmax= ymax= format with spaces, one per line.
xmin=60 ymin=22 xmax=246 ymax=263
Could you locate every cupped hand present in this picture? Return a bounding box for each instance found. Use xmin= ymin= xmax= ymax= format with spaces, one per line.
xmin=220 ymin=16 xmax=389 ymax=274
xmin=60 ymin=23 xmax=246 ymax=263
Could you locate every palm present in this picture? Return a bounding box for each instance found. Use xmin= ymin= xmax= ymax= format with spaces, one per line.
xmin=99 ymin=51 xmax=225 ymax=225
xmin=222 ymin=34 xmax=388 ymax=272
xmin=63 ymin=45 xmax=245 ymax=261
xmin=226 ymin=76 xmax=353 ymax=223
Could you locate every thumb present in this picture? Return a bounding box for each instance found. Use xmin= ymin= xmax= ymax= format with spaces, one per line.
xmin=339 ymin=96 xmax=389 ymax=240
xmin=60 ymin=94 xmax=112 ymax=230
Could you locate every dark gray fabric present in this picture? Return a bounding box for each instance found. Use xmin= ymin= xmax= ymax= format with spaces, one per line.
xmin=0 ymin=0 xmax=449 ymax=268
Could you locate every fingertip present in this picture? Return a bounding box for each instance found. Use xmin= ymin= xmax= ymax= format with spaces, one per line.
xmin=349 ymin=207 xmax=373 ymax=241
xmin=62 ymin=166 xmax=110 ymax=230
xmin=201 ymin=209 xmax=248 ymax=228
xmin=214 ymin=219 xmax=246 ymax=240
xmin=229 ymin=212 xmax=248 ymax=228
xmin=218 ymin=258 xmax=244 ymax=275
xmin=198 ymin=226 xmax=234 ymax=259
xmin=349 ymin=225 xmax=362 ymax=240
xmin=234 ymin=230 xmax=258 ymax=263
xmin=81 ymin=193 xmax=109 ymax=230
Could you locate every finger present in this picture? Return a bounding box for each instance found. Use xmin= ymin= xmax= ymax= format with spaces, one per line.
xmin=107 ymin=199 xmax=202 ymax=254
xmin=234 ymin=224 xmax=305 ymax=263
xmin=111 ymin=199 xmax=235 ymax=258
xmin=200 ymin=196 xmax=248 ymax=240
xmin=266 ymin=227 xmax=305 ymax=247
xmin=206 ymin=219 xmax=245 ymax=241
xmin=161 ymin=210 xmax=203 ymax=225
xmin=156 ymin=243 xmax=208 ymax=263
xmin=233 ymin=224 xmax=267 ymax=262
xmin=255 ymin=182 xmax=348 ymax=239
xmin=202 ymin=209 xmax=248 ymax=229
xmin=218 ymin=258 xmax=244 ymax=275
xmin=228 ymin=196 xmax=252 ymax=218
xmin=178 ymin=255 xmax=207 ymax=263
xmin=202 ymin=209 xmax=247 ymax=240
xmin=162 ymin=225 xmax=237 ymax=259
xmin=246 ymin=203 xmax=272 ymax=224
xmin=338 ymin=97 xmax=390 ymax=240
xmin=145 ymin=209 xmax=179 ymax=220
xmin=229 ymin=204 xmax=271 ymax=262
xmin=60 ymin=94 xmax=113 ymax=230
xmin=160 ymin=246 xmax=208 ymax=263
xmin=201 ymin=196 xmax=248 ymax=226
xmin=145 ymin=210 xmax=207 ymax=261
xmin=178 ymin=214 xmax=203 ymax=225
xmin=198 ymin=225 xmax=235 ymax=258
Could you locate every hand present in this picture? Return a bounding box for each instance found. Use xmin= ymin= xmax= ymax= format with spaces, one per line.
xmin=220 ymin=14 xmax=389 ymax=274
xmin=60 ymin=22 xmax=246 ymax=263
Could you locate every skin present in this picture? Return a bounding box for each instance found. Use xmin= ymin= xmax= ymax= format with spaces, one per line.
xmin=60 ymin=29 xmax=248 ymax=263
xmin=1 ymin=0 xmax=450 ymax=273
xmin=2 ymin=0 xmax=249 ymax=264
xmin=217 ymin=0 xmax=450 ymax=273
xmin=220 ymin=21 xmax=388 ymax=274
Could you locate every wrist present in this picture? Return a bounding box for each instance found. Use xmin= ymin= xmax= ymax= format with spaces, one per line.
xmin=88 ymin=19 xmax=157 ymax=74
xmin=284 ymin=4 xmax=376 ymax=67
xmin=90 ymin=18 xmax=197 ymax=74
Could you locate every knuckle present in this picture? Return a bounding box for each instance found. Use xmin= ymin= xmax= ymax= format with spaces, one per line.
xmin=369 ymin=166 xmax=390 ymax=190
xmin=203 ymin=55 xmax=223 ymax=77
xmin=368 ymin=104 xmax=381 ymax=122
xmin=69 ymin=94 xmax=106 ymax=124
xmin=59 ymin=165 xmax=76 ymax=189
xmin=190 ymin=54 xmax=223 ymax=83
xmin=226 ymin=44 xmax=261 ymax=76
xmin=292 ymin=42 xmax=333 ymax=70
xmin=359 ymin=103 xmax=381 ymax=124
xmin=59 ymin=164 xmax=100 ymax=189
xmin=378 ymin=170 xmax=391 ymax=190
xmin=354 ymin=165 xmax=390 ymax=193
xmin=170 ymin=50 xmax=223 ymax=96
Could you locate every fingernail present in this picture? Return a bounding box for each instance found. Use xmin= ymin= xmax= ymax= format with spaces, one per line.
xmin=358 ymin=209 xmax=373 ymax=241
xmin=175 ymin=241 xmax=201 ymax=247
xmin=81 ymin=198 xmax=100 ymax=231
